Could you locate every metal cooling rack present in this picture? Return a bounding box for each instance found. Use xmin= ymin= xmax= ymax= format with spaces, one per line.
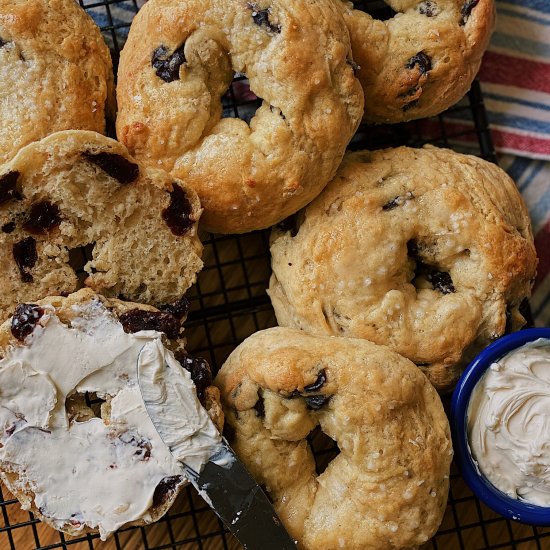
xmin=1 ymin=0 xmax=548 ymax=548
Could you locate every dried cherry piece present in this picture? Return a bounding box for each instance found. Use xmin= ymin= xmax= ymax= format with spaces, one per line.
xmin=0 ymin=171 xmax=20 ymax=205
xmin=428 ymin=270 xmax=455 ymax=294
xmin=460 ymin=0 xmax=479 ymax=25
xmin=162 ymin=185 xmax=195 ymax=236
xmin=22 ymin=201 xmax=61 ymax=234
xmin=304 ymin=370 xmax=326 ymax=393
xmin=247 ymin=3 xmax=281 ymax=33
xmin=152 ymin=44 xmax=186 ymax=83
xmin=176 ymin=352 xmax=213 ymax=403
xmin=405 ymin=52 xmax=432 ymax=75
xmin=137 ymin=440 xmax=152 ymax=460
xmin=418 ymin=1 xmax=440 ymax=17
xmin=305 ymin=395 xmax=331 ymax=410
xmin=159 ymin=296 xmax=190 ymax=319
xmin=13 ymin=236 xmax=37 ymax=283
xmin=1 ymin=221 xmax=15 ymax=233
xmin=152 ymin=476 xmax=183 ymax=508
xmin=346 ymin=58 xmax=361 ymax=75
xmin=83 ymin=152 xmax=139 ymax=184
xmin=269 ymin=104 xmax=286 ymax=121
xmin=119 ymin=309 xmax=180 ymax=339
xmin=11 ymin=303 xmax=44 ymax=341
xmin=382 ymin=192 xmax=414 ymax=211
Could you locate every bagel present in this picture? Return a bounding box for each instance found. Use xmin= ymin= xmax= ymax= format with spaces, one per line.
xmin=339 ymin=0 xmax=495 ymax=122
xmin=215 ymin=327 xmax=452 ymax=549
xmin=116 ymin=0 xmax=364 ymax=233
xmin=0 ymin=289 xmax=223 ymax=539
xmin=268 ymin=146 xmax=537 ymax=391
xmin=0 ymin=0 xmax=114 ymax=163
xmin=0 ymin=130 xmax=203 ymax=320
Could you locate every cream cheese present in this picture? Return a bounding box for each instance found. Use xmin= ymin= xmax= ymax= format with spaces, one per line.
xmin=0 ymin=299 xmax=220 ymax=539
xmin=137 ymin=339 xmax=221 ymax=472
xmin=468 ymin=338 xmax=550 ymax=507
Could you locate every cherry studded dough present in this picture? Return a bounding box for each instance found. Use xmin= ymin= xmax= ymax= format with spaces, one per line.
xmin=0 ymin=0 xmax=114 ymax=164
xmin=269 ymin=146 xmax=537 ymax=391
xmin=0 ymin=289 xmax=223 ymax=539
xmin=215 ymin=327 xmax=452 ymax=549
xmin=0 ymin=131 xmax=203 ymax=319
xmin=339 ymin=0 xmax=495 ymax=123
xmin=116 ymin=0 xmax=364 ymax=234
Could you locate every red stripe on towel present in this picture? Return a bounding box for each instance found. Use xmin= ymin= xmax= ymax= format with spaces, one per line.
xmin=480 ymin=52 xmax=550 ymax=94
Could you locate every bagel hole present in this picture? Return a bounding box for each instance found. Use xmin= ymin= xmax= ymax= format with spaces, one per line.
xmin=308 ymin=427 xmax=340 ymax=476
xmin=222 ymin=75 xmax=263 ymax=124
xmin=352 ymin=0 xmax=397 ymax=20
xmin=407 ymin=240 xmax=456 ymax=294
xmin=65 ymin=391 xmax=106 ymax=423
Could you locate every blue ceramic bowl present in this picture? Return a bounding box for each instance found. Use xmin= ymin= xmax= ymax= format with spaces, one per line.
xmin=450 ymin=328 xmax=550 ymax=526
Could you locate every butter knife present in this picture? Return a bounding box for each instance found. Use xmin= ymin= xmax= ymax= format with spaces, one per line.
xmin=136 ymin=343 xmax=296 ymax=550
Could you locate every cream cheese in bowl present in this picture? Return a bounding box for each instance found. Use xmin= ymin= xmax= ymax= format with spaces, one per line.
xmin=451 ymin=328 xmax=550 ymax=524
xmin=467 ymin=338 xmax=550 ymax=507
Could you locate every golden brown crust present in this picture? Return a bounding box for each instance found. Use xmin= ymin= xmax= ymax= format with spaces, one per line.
xmin=268 ymin=146 xmax=537 ymax=391
xmin=215 ymin=327 xmax=452 ymax=549
xmin=0 ymin=130 xmax=203 ymax=320
xmin=339 ymin=0 xmax=495 ymax=122
xmin=0 ymin=288 xmax=224 ymax=538
xmin=0 ymin=0 xmax=114 ymax=164
xmin=116 ymin=0 xmax=364 ymax=233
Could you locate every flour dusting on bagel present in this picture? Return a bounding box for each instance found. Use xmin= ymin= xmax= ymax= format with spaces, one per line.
xmin=339 ymin=0 xmax=495 ymax=122
xmin=116 ymin=0 xmax=364 ymax=233
xmin=269 ymin=146 xmax=537 ymax=391
xmin=215 ymin=327 xmax=452 ymax=549
xmin=0 ymin=0 xmax=115 ymax=164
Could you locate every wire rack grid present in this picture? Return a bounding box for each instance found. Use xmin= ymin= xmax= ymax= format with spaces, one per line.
xmin=0 ymin=0 xmax=548 ymax=549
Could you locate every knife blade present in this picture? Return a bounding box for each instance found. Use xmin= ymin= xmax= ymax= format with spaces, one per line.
xmin=136 ymin=342 xmax=297 ymax=550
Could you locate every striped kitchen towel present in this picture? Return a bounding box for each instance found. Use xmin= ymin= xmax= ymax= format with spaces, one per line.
xmin=479 ymin=0 xmax=550 ymax=159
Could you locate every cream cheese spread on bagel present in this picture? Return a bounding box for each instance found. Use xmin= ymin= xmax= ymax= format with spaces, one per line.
xmin=0 ymin=296 xmax=220 ymax=539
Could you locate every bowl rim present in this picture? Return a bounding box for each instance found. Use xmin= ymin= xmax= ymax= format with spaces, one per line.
xmin=450 ymin=327 xmax=550 ymax=526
